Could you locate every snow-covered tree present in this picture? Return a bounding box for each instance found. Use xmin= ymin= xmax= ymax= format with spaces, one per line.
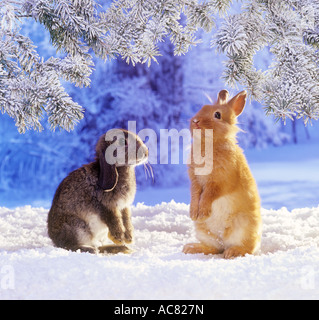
xmin=213 ymin=0 xmax=319 ymax=124
xmin=67 ymin=40 xmax=189 ymax=187
xmin=0 ymin=0 xmax=225 ymax=133
xmin=2 ymin=0 xmax=319 ymax=133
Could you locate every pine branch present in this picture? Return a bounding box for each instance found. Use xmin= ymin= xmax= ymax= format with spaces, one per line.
xmin=3 ymin=0 xmax=318 ymax=131
xmin=213 ymin=0 xmax=319 ymax=123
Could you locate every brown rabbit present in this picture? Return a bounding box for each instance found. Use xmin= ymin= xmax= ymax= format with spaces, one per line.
xmin=47 ymin=129 xmax=148 ymax=254
xmin=183 ymin=90 xmax=262 ymax=259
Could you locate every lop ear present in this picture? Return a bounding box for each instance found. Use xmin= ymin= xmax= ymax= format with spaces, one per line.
xmin=98 ymin=151 xmax=119 ymax=192
xmin=228 ymin=90 xmax=247 ymax=117
xmin=217 ymin=90 xmax=229 ymax=105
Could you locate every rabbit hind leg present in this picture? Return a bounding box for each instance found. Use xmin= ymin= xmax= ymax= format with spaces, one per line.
xmin=98 ymin=245 xmax=133 ymax=255
xmin=53 ymin=215 xmax=96 ymax=253
xmin=183 ymin=243 xmax=222 ymax=255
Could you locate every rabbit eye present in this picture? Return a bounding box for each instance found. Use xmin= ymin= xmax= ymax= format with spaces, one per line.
xmin=214 ymin=112 xmax=221 ymax=120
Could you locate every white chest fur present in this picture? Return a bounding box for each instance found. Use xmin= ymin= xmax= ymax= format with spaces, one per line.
xmin=206 ymin=195 xmax=233 ymax=238
xmin=195 ymin=193 xmax=246 ymax=250
xmin=84 ymin=214 xmax=110 ymax=247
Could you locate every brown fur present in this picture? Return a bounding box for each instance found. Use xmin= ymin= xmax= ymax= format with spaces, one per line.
xmin=183 ymin=90 xmax=262 ymax=259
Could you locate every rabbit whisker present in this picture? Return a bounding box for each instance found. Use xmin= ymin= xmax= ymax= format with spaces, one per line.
xmin=143 ymin=163 xmax=149 ymax=180
xmin=146 ymin=162 xmax=154 ymax=183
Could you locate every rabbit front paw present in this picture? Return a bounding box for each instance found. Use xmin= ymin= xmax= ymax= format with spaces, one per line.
xmin=197 ymin=201 xmax=212 ymax=221
xmin=124 ymin=229 xmax=134 ymax=244
xmin=190 ymin=203 xmax=200 ymax=221
xmin=108 ymin=230 xmax=125 ymax=245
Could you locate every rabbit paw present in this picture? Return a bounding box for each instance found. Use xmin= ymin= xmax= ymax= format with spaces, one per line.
xmin=197 ymin=205 xmax=211 ymax=221
xmin=190 ymin=203 xmax=200 ymax=221
xmin=108 ymin=231 xmax=125 ymax=245
xmin=124 ymin=229 xmax=134 ymax=244
xmin=183 ymin=243 xmax=221 ymax=255
xmin=223 ymin=247 xmax=246 ymax=260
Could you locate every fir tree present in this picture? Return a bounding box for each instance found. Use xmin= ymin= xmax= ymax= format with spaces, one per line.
xmin=2 ymin=0 xmax=319 ymax=132
xmin=0 ymin=0 xmax=223 ymax=133
xmin=213 ymin=0 xmax=319 ymax=124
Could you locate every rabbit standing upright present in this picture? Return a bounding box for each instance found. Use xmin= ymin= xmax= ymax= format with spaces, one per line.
xmin=183 ymin=90 xmax=262 ymax=259
xmin=48 ymin=129 xmax=148 ymax=254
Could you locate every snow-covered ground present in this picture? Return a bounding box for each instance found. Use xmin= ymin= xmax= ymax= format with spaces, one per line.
xmin=0 ymin=139 xmax=318 ymax=300
xmin=0 ymin=202 xmax=318 ymax=300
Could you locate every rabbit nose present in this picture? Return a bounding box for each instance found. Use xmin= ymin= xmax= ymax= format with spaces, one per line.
xmin=193 ymin=118 xmax=200 ymax=124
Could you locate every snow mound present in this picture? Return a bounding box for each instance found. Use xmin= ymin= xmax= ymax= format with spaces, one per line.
xmin=0 ymin=202 xmax=318 ymax=299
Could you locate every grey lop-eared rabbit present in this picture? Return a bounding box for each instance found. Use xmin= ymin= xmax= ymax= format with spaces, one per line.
xmin=48 ymin=129 xmax=149 ymax=254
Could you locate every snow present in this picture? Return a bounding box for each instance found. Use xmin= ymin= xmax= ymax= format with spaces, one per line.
xmin=1 ymin=140 xmax=318 ymax=300
xmin=0 ymin=1 xmax=318 ymax=301
xmin=0 ymin=202 xmax=318 ymax=300
xmin=0 ymin=122 xmax=318 ymax=300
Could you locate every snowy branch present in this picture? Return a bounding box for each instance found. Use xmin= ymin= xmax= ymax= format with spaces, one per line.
xmin=212 ymin=0 xmax=319 ymax=123
xmin=0 ymin=0 xmax=231 ymax=132
xmin=2 ymin=0 xmax=318 ymax=131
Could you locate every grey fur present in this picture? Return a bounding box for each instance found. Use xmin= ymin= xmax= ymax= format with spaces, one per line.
xmin=47 ymin=130 xmax=148 ymax=254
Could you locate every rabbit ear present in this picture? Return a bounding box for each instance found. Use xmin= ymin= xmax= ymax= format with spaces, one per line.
xmin=217 ymin=90 xmax=229 ymax=105
xmin=228 ymin=90 xmax=247 ymax=117
xmin=98 ymin=152 xmax=119 ymax=192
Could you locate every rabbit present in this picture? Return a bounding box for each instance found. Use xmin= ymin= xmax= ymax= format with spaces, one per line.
xmin=47 ymin=129 xmax=149 ymax=254
xmin=183 ymin=90 xmax=262 ymax=259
